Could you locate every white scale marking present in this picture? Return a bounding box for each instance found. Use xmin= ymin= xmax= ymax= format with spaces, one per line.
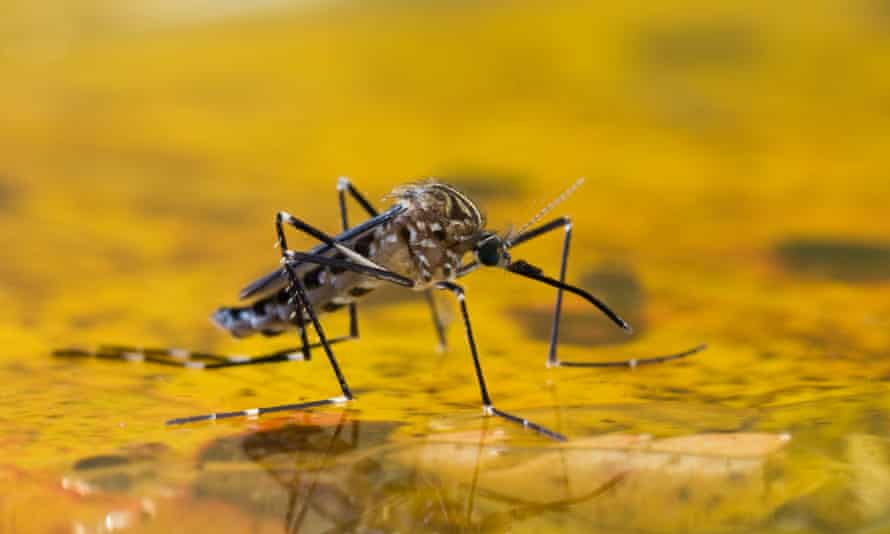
xmin=169 ymin=348 xmax=190 ymax=359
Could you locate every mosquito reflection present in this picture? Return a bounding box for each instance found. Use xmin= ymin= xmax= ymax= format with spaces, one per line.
xmin=196 ymin=414 xmax=625 ymax=533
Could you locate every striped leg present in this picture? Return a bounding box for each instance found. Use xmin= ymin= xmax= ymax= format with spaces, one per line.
xmin=437 ymin=281 xmax=567 ymax=442
xmin=507 ymin=217 xmax=572 ymax=366
xmin=53 ymin=210 xmax=374 ymax=370
xmin=52 ymin=336 xmax=354 ymax=369
xmin=337 ymin=177 xmax=373 ymax=340
xmin=337 ymin=176 xmax=448 ymax=350
xmin=165 ymin=249 xmax=418 ymax=425
xmin=167 ymin=279 xmax=354 ymax=424
xmin=508 ymin=218 xmax=706 ymax=368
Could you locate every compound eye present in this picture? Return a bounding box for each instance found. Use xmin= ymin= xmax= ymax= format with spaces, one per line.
xmin=477 ymin=238 xmax=502 ymax=266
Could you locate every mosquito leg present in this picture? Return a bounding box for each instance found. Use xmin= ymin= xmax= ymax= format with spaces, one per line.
xmin=338 ymin=179 xmax=359 ymax=340
xmin=166 ymin=278 xmax=356 ymax=425
xmin=166 ymin=232 xmax=396 ymax=424
xmin=285 ymin=263 xmax=353 ymax=399
xmin=424 ymin=289 xmax=448 ymax=352
xmin=295 ymin=304 xmax=312 ymax=361
xmin=337 ymin=177 xmax=380 ymax=340
xmin=338 ymin=176 xmax=379 ymax=220
xmin=275 ymin=211 xmax=341 ymax=252
xmin=509 ymin=219 xmax=706 ymax=368
xmin=506 ymin=217 xmax=571 ymax=366
xmin=163 ymin=236 xmax=421 ymax=423
xmin=239 ymin=204 xmax=406 ymax=300
xmin=436 ymin=281 xmax=566 ymax=442
xmin=276 ymin=205 xmax=387 ymax=354
xmin=282 ymin=250 xmax=415 ymax=287
xmin=52 ymin=336 xmax=355 ymax=369
xmin=556 ymin=344 xmax=707 ymax=368
xmin=57 ymin=271 xmax=324 ymax=369
xmin=166 ymin=397 xmax=347 ymax=425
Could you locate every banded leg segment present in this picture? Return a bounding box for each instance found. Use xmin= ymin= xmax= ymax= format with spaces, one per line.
xmin=277 ymin=222 xmax=355 ymax=401
xmin=509 ymin=218 xmax=705 ymax=368
xmin=337 ymin=177 xmax=377 ymax=339
xmin=508 ymin=216 xmax=572 ymax=366
xmin=165 ymin=243 xmax=420 ymax=425
xmin=437 ymin=281 xmax=567 ymax=442
xmin=52 ymin=337 xmax=354 ymax=369
xmin=57 ymin=210 xmax=375 ymax=373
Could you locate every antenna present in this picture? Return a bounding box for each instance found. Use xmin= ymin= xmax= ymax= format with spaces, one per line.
xmin=511 ymin=177 xmax=585 ymax=242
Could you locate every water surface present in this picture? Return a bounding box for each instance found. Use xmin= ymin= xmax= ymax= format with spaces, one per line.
xmin=2 ymin=1 xmax=890 ymax=532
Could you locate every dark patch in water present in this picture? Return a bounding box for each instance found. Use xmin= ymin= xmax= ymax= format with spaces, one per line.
xmin=776 ymin=237 xmax=890 ymax=282
xmin=68 ymin=443 xmax=169 ymax=494
xmin=0 ymin=177 xmax=19 ymax=210
xmin=581 ymin=265 xmax=646 ymax=314
xmin=511 ymin=263 xmax=645 ymax=346
xmin=637 ymin=19 xmax=761 ymax=71
xmin=676 ymin=486 xmax=691 ymax=502
xmin=199 ymin=420 xmax=400 ymax=464
xmin=52 ymin=348 xmax=92 ymax=358
xmin=864 ymin=0 xmax=890 ymax=31
xmin=73 ymin=454 xmax=130 ymax=470
xmin=89 ymin=472 xmax=133 ymax=492
xmin=372 ymin=361 xmax=415 ymax=379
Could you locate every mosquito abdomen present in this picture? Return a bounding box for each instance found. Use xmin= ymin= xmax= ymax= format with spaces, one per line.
xmin=214 ymin=271 xmax=383 ymax=338
xmin=212 ymin=291 xmax=294 ymax=338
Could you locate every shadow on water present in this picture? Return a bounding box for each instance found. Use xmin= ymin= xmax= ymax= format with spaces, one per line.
xmin=776 ymin=237 xmax=890 ymax=282
xmin=511 ymin=263 xmax=646 ymax=346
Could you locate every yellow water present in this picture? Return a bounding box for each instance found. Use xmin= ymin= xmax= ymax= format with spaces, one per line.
xmin=2 ymin=1 xmax=890 ymax=532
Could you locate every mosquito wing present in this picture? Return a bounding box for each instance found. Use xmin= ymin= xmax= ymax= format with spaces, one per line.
xmin=239 ymin=269 xmax=289 ymax=301
xmin=238 ymin=204 xmax=405 ymax=300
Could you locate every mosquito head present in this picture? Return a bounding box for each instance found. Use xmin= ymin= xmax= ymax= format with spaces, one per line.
xmin=474 ymin=232 xmax=511 ymax=267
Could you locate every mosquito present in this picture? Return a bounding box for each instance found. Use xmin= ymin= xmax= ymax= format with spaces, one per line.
xmin=57 ymin=177 xmax=705 ymax=441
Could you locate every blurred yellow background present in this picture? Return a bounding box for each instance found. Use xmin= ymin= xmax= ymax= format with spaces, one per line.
xmin=2 ymin=1 xmax=890 ymax=532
